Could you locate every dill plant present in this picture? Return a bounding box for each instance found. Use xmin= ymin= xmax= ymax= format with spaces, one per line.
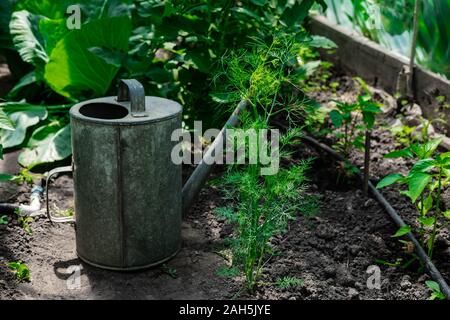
xmin=212 ymin=33 xmax=322 ymax=291
xmin=216 ymin=148 xmax=315 ymax=291
xmin=212 ymin=33 xmax=322 ymax=126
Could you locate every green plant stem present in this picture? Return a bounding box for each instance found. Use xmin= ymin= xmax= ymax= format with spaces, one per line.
xmin=363 ymin=129 xmax=371 ymax=197
xmin=344 ymin=121 xmax=349 ymax=158
xmin=419 ymin=193 xmax=426 ymax=245
xmin=429 ymin=167 xmax=442 ymax=258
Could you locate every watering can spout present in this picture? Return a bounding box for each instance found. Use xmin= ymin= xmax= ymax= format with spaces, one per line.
xmin=181 ymin=100 xmax=248 ymax=215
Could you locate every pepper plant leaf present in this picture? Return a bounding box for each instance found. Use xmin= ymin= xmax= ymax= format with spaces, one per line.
xmin=392 ymin=225 xmax=411 ymax=238
xmin=376 ymin=173 xmax=404 ymax=189
xmin=409 ymin=159 xmax=437 ymax=175
xmin=384 ymin=148 xmax=413 ymax=159
xmin=407 ymin=172 xmax=432 ymax=203
xmin=411 ymin=138 xmax=442 ymax=159
xmin=329 ymin=110 xmax=343 ymax=128
xmin=418 ymin=216 xmax=436 ymax=228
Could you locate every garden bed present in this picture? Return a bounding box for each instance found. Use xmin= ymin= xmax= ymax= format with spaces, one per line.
xmin=1 ymin=68 xmax=449 ymax=300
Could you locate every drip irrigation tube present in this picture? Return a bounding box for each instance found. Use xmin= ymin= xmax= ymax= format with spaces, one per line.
xmin=301 ymin=134 xmax=450 ymax=299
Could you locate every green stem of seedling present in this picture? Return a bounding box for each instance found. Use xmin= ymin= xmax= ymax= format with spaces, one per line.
xmin=363 ymin=129 xmax=371 ymax=197
xmin=429 ymin=168 xmax=442 ymax=259
xmin=419 ymin=193 xmax=426 ymax=245
xmin=344 ymin=121 xmax=349 ymax=158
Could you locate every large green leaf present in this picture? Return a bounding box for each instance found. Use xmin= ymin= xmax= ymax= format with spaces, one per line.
xmin=0 ymin=108 xmax=15 ymax=131
xmin=15 ymin=0 xmax=133 ymax=20
xmin=409 ymin=159 xmax=437 ymax=175
xmin=44 ymin=16 xmax=132 ymax=98
xmin=407 ymin=172 xmax=432 ymax=203
xmin=411 ymin=138 xmax=442 ymax=159
xmin=0 ymin=103 xmax=47 ymax=149
xmin=281 ymin=0 xmax=316 ymax=27
xmin=14 ymin=0 xmax=74 ymax=19
xmin=38 ymin=18 xmax=70 ymax=55
xmin=18 ymin=124 xmax=71 ymax=168
xmin=9 ymin=10 xmax=48 ymax=67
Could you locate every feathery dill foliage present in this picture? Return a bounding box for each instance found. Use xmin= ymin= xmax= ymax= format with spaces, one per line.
xmin=212 ymin=33 xmax=318 ymax=125
xmin=216 ymin=156 xmax=316 ymax=291
xmin=212 ymin=31 xmax=321 ymax=291
xmin=215 ymin=112 xmax=318 ymax=291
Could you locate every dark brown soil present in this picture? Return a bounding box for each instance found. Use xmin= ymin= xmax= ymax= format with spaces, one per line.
xmin=1 ymin=69 xmax=449 ymax=300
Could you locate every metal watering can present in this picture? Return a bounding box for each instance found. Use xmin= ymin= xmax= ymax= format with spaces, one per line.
xmin=47 ymin=79 xmax=183 ymax=271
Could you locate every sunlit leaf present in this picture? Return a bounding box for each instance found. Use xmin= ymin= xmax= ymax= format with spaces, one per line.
xmin=0 ymin=108 xmax=14 ymax=131
xmin=18 ymin=124 xmax=71 ymax=168
xmin=9 ymin=10 xmax=48 ymax=67
xmin=418 ymin=216 xmax=435 ymax=228
xmin=376 ymin=173 xmax=404 ymax=189
xmin=392 ymin=225 xmax=411 ymax=237
xmin=44 ymin=16 xmax=132 ymax=98
xmin=407 ymin=172 xmax=431 ymax=203
xmin=0 ymin=103 xmax=47 ymax=149
xmin=384 ymin=148 xmax=413 ymax=159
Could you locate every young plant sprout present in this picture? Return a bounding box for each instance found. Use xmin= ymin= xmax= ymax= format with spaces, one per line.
xmin=327 ymin=84 xmax=381 ymax=194
xmin=328 ymin=93 xmax=381 ymax=158
xmin=377 ymin=138 xmax=450 ymax=259
xmin=426 ymin=280 xmax=446 ymax=300
xmin=8 ymin=261 xmax=30 ymax=282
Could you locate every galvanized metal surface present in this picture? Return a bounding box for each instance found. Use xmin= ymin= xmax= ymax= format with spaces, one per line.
xmin=70 ymin=90 xmax=182 ymax=270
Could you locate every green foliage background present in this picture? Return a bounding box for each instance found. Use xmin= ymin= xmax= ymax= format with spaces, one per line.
xmin=0 ymin=0 xmax=325 ymax=168
xmin=323 ymin=0 xmax=450 ymax=79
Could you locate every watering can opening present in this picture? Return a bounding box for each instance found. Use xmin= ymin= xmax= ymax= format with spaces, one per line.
xmin=79 ymin=102 xmax=129 ymax=120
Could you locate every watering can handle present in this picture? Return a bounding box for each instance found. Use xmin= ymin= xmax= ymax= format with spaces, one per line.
xmin=46 ymin=166 xmax=75 ymax=223
xmin=117 ymin=79 xmax=147 ymax=118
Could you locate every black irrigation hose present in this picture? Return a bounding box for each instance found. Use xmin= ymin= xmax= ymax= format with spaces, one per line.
xmin=0 ymin=203 xmax=18 ymax=215
xmin=301 ymin=133 xmax=450 ymax=299
xmin=0 ymin=178 xmax=45 ymax=216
